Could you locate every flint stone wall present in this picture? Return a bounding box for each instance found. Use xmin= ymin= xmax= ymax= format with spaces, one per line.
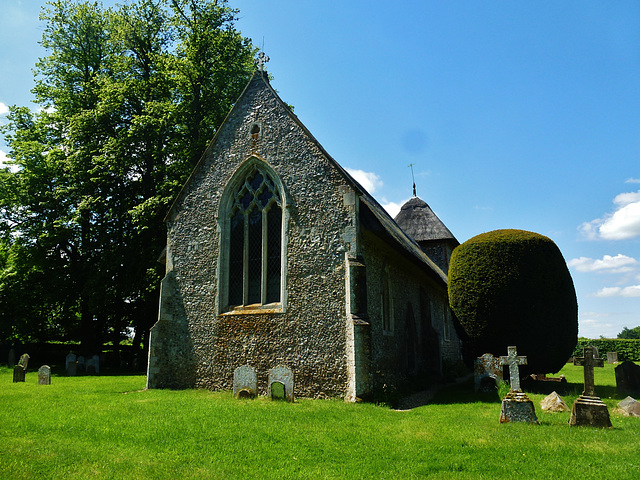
xmin=149 ymin=75 xmax=353 ymax=398
xmin=362 ymin=230 xmax=461 ymax=391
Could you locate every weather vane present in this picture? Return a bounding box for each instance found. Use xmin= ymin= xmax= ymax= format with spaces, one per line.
xmin=254 ymin=52 xmax=270 ymax=72
xmin=409 ymin=163 xmax=416 ymax=197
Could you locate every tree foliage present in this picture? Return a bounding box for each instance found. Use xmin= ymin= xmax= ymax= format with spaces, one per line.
xmin=0 ymin=0 xmax=256 ymax=355
xmin=618 ymin=326 xmax=640 ymax=340
xmin=448 ymin=229 xmax=578 ymax=374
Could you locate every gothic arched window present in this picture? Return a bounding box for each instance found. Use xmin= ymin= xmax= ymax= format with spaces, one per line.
xmin=224 ymin=162 xmax=283 ymax=310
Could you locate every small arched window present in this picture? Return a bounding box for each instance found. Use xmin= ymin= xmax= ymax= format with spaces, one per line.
xmin=225 ymin=162 xmax=283 ymax=309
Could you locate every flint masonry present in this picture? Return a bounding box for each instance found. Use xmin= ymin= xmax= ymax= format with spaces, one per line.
xmin=146 ymin=69 xmax=462 ymax=400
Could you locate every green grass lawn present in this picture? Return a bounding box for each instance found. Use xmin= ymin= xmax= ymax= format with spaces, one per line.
xmin=1 ymin=363 xmax=639 ymax=479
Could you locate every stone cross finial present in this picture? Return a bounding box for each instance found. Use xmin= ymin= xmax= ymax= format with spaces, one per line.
xmin=499 ymin=346 xmax=527 ymax=392
xmin=573 ymin=346 xmax=604 ymax=396
xmin=254 ymin=52 xmax=270 ymax=72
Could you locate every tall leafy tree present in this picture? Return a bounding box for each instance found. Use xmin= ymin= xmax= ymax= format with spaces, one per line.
xmin=0 ymin=0 xmax=256 ymax=359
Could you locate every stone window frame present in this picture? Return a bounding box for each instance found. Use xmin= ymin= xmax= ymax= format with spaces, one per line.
xmin=217 ymin=155 xmax=289 ymax=315
xmin=443 ymin=305 xmax=451 ymax=342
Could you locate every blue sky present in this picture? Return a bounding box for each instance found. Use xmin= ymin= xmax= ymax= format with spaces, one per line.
xmin=1 ymin=1 xmax=639 ymax=338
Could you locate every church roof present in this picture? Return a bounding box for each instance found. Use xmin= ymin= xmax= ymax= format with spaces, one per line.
xmin=167 ymin=70 xmax=448 ymax=285
xmin=394 ymin=197 xmax=458 ymax=245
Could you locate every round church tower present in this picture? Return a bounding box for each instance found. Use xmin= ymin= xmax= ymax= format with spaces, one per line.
xmin=394 ymin=197 xmax=459 ymax=274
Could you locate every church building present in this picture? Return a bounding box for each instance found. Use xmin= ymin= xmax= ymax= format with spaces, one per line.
xmin=146 ymin=67 xmax=463 ymax=401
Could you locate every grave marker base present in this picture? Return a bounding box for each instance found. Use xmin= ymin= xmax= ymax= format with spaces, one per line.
xmin=499 ymin=391 xmax=539 ymax=424
xmin=569 ymin=395 xmax=612 ymax=428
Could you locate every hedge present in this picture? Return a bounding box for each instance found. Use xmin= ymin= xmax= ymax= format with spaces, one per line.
xmin=572 ymin=338 xmax=640 ymax=362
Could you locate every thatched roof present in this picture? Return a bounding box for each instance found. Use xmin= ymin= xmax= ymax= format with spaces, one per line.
xmin=394 ymin=197 xmax=458 ymax=245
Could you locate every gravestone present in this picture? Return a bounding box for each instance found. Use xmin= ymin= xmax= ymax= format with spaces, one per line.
xmin=569 ymin=346 xmax=611 ymax=427
xmin=86 ymin=359 xmax=96 ymax=375
xmin=65 ymin=353 xmax=77 ymax=370
xmin=67 ymin=362 xmax=77 ymax=377
xmin=38 ymin=365 xmax=51 ymax=385
xmin=18 ymin=353 xmax=30 ymax=371
xmin=7 ymin=348 xmax=16 ymax=368
xmin=13 ymin=364 xmax=26 ymax=383
xmin=615 ymin=396 xmax=640 ymax=417
xmin=77 ymin=356 xmax=85 ymax=373
xmin=233 ymin=365 xmax=257 ymax=399
xmin=498 ymin=346 xmax=538 ymax=424
xmin=607 ymin=352 xmax=618 ymax=364
xmin=92 ymin=355 xmax=100 ymax=374
xmin=615 ymin=361 xmax=640 ymax=394
xmin=540 ymin=391 xmax=570 ymax=412
xmin=268 ymin=365 xmax=294 ymax=402
xmin=474 ymin=353 xmax=503 ymax=392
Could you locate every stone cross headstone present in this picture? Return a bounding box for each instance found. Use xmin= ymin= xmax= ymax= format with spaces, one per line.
xmin=569 ymin=346 xmax=611 ymax=427
xmin=268 ymin=365 xmax=294 ymax=402
xmin=233 ymin=365 xmax=257 ymax=399
xmin=573 ymin=345 xmax=604 ymax=396
xmin=38 ymin=365 xmax=51 ymax=385
xmin=497 ymin=346 xmax=538 ymax=424
xmin=7 ymin=348 xmax=16 ymax=368
xmin=499 ymin=346 xmax=527 ymax=392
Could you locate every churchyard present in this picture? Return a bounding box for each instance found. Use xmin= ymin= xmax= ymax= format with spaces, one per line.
xmin=2 ymin=362 xmax=640 ymax=479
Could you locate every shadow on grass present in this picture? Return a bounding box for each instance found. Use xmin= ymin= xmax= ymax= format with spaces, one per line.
xmin=403 ymin=377 xmax=626 ymax=409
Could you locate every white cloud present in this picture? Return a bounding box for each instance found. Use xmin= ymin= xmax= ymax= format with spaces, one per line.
xmin=345 ymin=168 xmax=383 ymax=194
xmin=0 ymin=102 xmax=8 ymax=115
xmin=625 ymin=178 xmax=640 ymax=184
xmin=595 ymin=285 xmax=640 ymax=298
xmin=580 ymin=189 xmax=640 ymax=240
xmin=381 ymin=200 xmax=406 ymax=218
xmin=567 ymin=254 xmax=638 ymax=273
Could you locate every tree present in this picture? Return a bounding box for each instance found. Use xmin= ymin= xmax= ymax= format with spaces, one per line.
xmin=0 ymin=0 xmax=256 ymax=358
xmin=618 ymin=327 xmax=640 ymax=340
xmin=448 ymin=229 xmax=578 ymax=375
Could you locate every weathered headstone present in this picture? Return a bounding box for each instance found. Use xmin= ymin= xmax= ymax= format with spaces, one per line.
xmin=38 ymin=365 xmax=51 ymax=385
xmin=7 ymin=348 xmax=16 ymax=368
xmin=615 ymin=396 xmax=640 ymax=417
xmin=92 ymin=355 xmax=100 ymax=374
xmin=607 ymin=352 xmax=618 ymax=364
xmin=569 ymin=346 xmax=611 ymax=427
xmin=233 ymin=365 xmax=257 ymax=399
xmin=86 ymin=360 xmax=96 ymax=375
xmin=474 ymin=353 xmax=503 ymax=392
xmin=540 ymin=391 xmax=570 ymax=412
xmin=498 ymin=346 xmax=538 ymax=424
xmin=67 ymin=362 xmax=77 ymax=377
xmin=65 ymin=353 xmax=77 ymax=370
xmin=268 ymin=365 xmax=294 ymax=402
xmin=77 ymin=356 xmax=85 ymax=373
xmin=615 ymin=361 xmax=640 ymax=394
xmin=18 ymin=353 xmax=30 ymax=371
xmin=13 ymin=364 xmax=25 ymax=383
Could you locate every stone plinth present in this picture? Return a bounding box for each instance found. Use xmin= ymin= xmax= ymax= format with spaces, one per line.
xmin=569 ymin=395 xmax=612 ymax=428
xmin=500 ymin=391 xmax=539 ymax=424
